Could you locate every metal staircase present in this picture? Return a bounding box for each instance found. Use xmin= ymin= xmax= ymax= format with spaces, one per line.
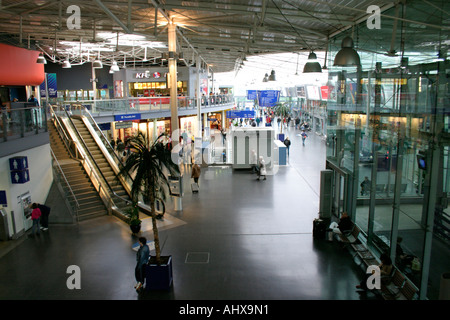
xmin=48 ymin=120 xmax=108 ymax=220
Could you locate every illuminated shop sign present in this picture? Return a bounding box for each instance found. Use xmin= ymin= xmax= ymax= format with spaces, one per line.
xmin=135 ymin=71 xmax=166 ymax=79
xmin=114 ymin=113 xmax=141 ymax=121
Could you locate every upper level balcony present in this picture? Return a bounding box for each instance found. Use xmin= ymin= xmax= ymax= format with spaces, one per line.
xmin=0 ymin=102 xmax=49 ymax=158
xmin=60 ymin=94 xmax=235 ymax=123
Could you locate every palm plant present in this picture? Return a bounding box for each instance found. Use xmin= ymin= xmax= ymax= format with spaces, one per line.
xmin=274 ymin=102 xmax=291 ymax=133
xmin=118 ymin=131 xmax=179 ymax=265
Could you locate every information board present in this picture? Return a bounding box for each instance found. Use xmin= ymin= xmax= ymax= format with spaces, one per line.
xmin=258 ymin=90 xmax=280 ymax=107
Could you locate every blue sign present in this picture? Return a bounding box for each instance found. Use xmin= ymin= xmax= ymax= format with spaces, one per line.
xmin=9 ymin=157 xmax=28 ymax=171
xmin=247 ymin=90 xmax=258 ymax=100
xmin=97 ymin=123 xmax=111 ymax=131
xmin=114 ymin=113 xmax=141 ymax=121
xmin=11 ymin=170 xmax=30 ymax=184
xmin=0 ymin=191 xmax=6 ymax=207
xmin=258 ymin=90 xmax=280 ymax=107
xmin=226 ymin=110 xmax=255 ymax=119
xmin=40 ymin=73 xmax=57 ymax=98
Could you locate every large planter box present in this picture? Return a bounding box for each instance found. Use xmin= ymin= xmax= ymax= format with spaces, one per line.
xmin=145 ymin=255 xmax=173 ymax=291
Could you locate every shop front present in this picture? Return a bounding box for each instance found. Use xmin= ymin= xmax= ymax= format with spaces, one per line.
xmin=113 ymin=66 xmax=206 ymax=100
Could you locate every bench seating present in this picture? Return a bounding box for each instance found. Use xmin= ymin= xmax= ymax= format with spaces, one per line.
xmin=348 ymin=241 xmax=419 ymax=300
xmin=337 ymin=224 xmax=361 ymax=244
xmin=379 ymin=268 xmax=418 ymax=300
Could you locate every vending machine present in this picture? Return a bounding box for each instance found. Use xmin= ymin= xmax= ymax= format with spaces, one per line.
xmin=19 ymin=192 xmax=32 ymax=231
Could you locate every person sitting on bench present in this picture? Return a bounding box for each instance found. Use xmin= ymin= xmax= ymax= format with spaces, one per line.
xmin=328 ymin=212 xmax=353 ymax=235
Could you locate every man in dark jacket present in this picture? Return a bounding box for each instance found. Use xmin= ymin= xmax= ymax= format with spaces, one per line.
xmin=135 ymin=237 xmax=150 ymax=291
xmin=37 ymin=203 xmax=51 ymax=231
xmin=283 ymin=137 xmax=291 ymax=157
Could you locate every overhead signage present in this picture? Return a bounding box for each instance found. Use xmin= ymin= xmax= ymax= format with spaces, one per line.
xmin=114 ymin=113 xmax=141 ymax=121
xmin=247 ymin=90 xmax=258 ymax=101
xmin=258 ymin=90 xmax=280 ymax=107
xmin=115 ymin=121 xmax=133 ymax=129
xmin=226 ymin=110 xmax=256 ymax=119
xmin=135 ymin=71 xmax=167 ymax=79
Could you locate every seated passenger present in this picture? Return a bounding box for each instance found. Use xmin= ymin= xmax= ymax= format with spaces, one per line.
xmin=356 ymin=253 xmax=393 ymax=291
xmin=328 ymin=212 xmax=353 ymax=235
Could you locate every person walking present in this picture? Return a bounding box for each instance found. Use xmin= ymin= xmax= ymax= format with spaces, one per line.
xmin=257 ymin=156 xmax=267 ymax=181
xmin=30 ymin=203 xmax=41 ymax=236
xmin=283 ymin=136 xmax=291 ymax=158
xmin=360 ymin=176 xmax=371 ymax=196
xmin=191 ymin=162 xmax=201 ymax=185
xmin=135 ymin=237 xmax=150 ymax=292
xmin=301 ymin=130 xmax=308 ymax=146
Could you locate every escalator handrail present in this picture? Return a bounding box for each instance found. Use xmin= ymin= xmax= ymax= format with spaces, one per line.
xmin=73 ymin=104 xmax=158 ymax=218
xmin=60 ymin=106 xmax=131 ymax=207
xmin=49 ymin=104 xmax=77 ymax=159
xmin=76 ymin=104 xmax=135 ymax=185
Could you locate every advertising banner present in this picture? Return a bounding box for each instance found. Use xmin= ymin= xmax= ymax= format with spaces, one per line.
xmin=40 ymin=73 xmax=57 ymax=98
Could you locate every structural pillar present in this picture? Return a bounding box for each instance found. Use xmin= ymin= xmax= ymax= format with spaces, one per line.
xmin=168 ymin=20 xmax=178 ymax=147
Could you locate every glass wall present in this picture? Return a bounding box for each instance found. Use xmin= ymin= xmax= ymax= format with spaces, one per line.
xmin=325 ymin=0 xmax=449 ymax=299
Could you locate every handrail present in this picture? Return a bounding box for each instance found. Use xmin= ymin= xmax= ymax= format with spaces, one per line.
xmin=50 ymin=148 xmax=80 ymax=216
xmin=60 ymin=106 xmax=131 ymax=208
xmin=49 ymin=104 xmax=78 ymax=159
xmin=75 ymin=104 xmax=136 ymax=185
xmin=57 ymin=103 xmax=163 ymax=219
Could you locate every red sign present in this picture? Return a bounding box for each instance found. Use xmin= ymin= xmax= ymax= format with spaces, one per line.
xmin=320 ymin=86 xmax=329 ymax=100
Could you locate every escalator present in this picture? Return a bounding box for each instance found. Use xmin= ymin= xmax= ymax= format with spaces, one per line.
xmin=50 ymin=103 xmax=162 ymax=222
xmin=49 ymin=120 xmax=108 ymax=220
xmin=68 ymin=115 xmax=132 ymax=215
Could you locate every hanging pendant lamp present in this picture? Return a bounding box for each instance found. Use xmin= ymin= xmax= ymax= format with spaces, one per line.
xmin=333 ymin=36 xmax=361 ymax=67
xmin=36 ymin=53 xmax=47 ymax=64
xmin=303 ymin=52 xmax=322 ymax=73
xmin=111 ymin=61 xmax=120 ymax=72
xmin=93 ymin=51 xmax=103 ymax=68
xmin=268 ymin=69 xmax=276 ymax=81
xmin=93 ymin=59 xmax=103 ymax=69
xmin=62 ymin=60 xmax=71 ymax=68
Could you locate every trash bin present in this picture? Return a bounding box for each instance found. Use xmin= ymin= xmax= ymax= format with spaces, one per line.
xmin=0 ymin=209 xmax=9 ymax=241
xmin=439 ymin=273 xmax=450 ymax=300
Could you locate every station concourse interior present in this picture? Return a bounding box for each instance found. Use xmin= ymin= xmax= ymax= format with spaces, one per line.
xmin=0 ymin=0 xmax=449 ymax=301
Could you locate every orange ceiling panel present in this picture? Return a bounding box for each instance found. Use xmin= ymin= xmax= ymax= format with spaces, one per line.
xmin=0 ymin=43 xmax=45 ymax=86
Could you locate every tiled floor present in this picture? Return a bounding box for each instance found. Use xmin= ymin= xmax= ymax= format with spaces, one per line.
xmin=0 ymin=124 xmax=379 ymax=300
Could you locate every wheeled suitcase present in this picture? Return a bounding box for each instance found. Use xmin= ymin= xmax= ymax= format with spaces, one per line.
xmin=313 ymin=218 xmax=327 ymax=239
xmin=191 ymin=182 xmax=199 ymax=193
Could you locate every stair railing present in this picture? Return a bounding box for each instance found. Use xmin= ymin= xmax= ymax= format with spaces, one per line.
xmin=64 ymin=104 xmax=157 ymax=220
xmin=58 ymin=105 xmax=132 ymax=217
xmin=50 ymin=148 xmax=80 ymax=222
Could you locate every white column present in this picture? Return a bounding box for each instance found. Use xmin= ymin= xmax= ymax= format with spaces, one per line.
xmin=168 ymin=21 xmax=178 ymax=147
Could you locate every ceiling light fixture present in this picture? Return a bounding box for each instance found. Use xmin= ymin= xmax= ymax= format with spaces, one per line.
xmin=111 ymin=61 xmax=120 ymax=72
xmin=268 ymin=70 xmax=276 ymax=81
xmin=303 ymin=52 xmax=322 ymax=73
xmin=36 ymin=53 xmax=47 ymax=64
xmin=93 ymin=51 xmax=103 ymax=68
xmin=333 ymin=36 xmax=361 ymax=67
xmin=62 ymin=60 xmax=71 ymax=68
